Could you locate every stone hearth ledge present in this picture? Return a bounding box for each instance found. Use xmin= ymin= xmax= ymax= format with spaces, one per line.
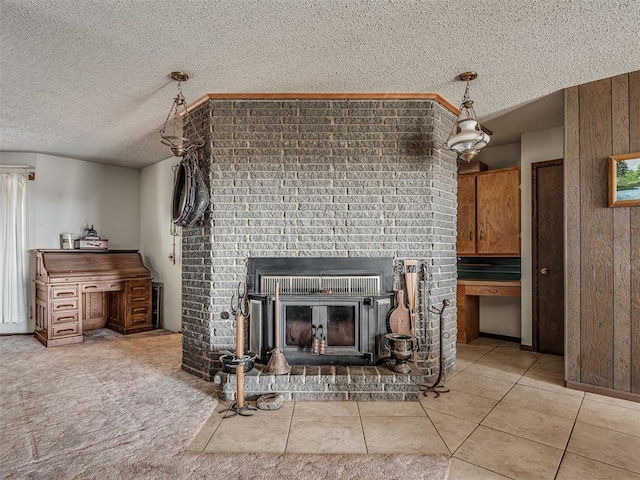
xmin=214 ymin=363 xmax=428 ymax=401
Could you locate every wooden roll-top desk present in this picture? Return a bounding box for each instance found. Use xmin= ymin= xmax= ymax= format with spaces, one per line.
xmin=34 ymin=250 xmax=152 ymax=347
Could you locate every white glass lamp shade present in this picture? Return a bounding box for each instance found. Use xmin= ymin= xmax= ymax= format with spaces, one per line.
xmin=445 ymin=119 xmax=490 ymax=162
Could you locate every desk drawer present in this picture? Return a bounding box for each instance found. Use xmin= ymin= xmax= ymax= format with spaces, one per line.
xmin=52 ymin=299 xmax=79 ymax=311
xmin=463 ymin=285 xmax=521 ymax=297
xmin=52 ymin=311 xmax=79 ymax=325
xmin=51 ymin=285 xmax=79 ymax=299
xmin=52 ymin=322 xmax=80 ymax=338
xmin=82 ymin=282 xmax=123 ymax=293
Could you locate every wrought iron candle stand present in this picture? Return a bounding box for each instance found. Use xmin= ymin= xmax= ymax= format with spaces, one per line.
xmin=220 ymin=283 xmax=257 ymax=418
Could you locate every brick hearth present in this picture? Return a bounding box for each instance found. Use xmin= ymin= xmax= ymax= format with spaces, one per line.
xmin=214 ymin=364 xmax=427 ymax=402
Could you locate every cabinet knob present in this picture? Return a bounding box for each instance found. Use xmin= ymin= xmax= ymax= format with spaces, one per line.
xmin=540 ymin=267 xmax=549 ymax=275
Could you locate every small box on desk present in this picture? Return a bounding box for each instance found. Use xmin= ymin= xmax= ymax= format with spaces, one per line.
xmin=74 ymin=239 xmax=108 ymax=249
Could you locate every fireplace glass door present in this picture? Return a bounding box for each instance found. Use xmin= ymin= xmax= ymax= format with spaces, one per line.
xmin=282 ymin=300 xmax=359 ymax=353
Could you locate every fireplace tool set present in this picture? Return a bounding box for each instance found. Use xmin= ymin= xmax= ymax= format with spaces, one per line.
xmin=220 ymin=283 xmax=257 ymax=417
xmin=263 ymin=282 xmax=292 ymax=375
xmin=385 ymin=260 xmax=419 ymax=373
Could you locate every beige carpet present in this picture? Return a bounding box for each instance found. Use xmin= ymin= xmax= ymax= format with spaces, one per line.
xmin=0 ymin=330 xmax=449 ymax=479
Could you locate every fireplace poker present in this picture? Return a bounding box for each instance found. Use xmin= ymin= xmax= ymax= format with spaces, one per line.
xmin=420 ymin=292 xmax=451 ymax=399
xmin=221 ymin=283 xmax=257 ymax=417
xmin=263 ymin=282 xmax=291 ymax=375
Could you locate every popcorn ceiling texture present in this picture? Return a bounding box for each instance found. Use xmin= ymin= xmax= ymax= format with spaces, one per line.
xmin=179 ymin=98 xmax=458 ymax=399
xmin=1 ymin=1 xmax=640 ymax=167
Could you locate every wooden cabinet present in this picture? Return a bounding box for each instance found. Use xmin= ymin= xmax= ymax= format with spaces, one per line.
xmin=457 ymin=167 xmax=521 ymax=256
xmin=34 ymin=250 xmax=152 ymax=347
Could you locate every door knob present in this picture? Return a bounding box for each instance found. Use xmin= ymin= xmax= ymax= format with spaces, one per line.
xmin=540 ymin=267 xmax=549 ymax=275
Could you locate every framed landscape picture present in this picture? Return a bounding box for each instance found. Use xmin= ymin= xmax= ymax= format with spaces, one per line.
xmin=608 ymin=152 xmax=640 ymax=207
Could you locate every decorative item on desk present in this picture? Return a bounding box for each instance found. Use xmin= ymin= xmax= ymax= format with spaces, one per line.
xmin=74 ymin=225 xmax=108 ymax=249
xmin=60 ymin=233 xmax=74 ymax=250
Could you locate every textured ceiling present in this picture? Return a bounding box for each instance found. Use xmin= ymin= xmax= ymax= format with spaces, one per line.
xmin=1 ymin=1 xmax=639 ymax=169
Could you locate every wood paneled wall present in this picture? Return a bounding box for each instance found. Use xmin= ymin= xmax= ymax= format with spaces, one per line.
xmin=565 ymin=70 xmax=640 ymax=397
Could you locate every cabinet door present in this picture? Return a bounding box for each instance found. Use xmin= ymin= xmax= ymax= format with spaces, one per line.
xmin=476 ymin=169 xmax=521 ymax=255
xmin=457 ymin=175 xmax=477 ymax=255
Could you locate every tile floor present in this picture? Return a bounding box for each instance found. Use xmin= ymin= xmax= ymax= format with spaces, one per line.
xmin=189 ymin=337 xmax=640 ymax=479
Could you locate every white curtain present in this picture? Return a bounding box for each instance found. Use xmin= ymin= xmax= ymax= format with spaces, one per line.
xmin=0 ymin=173 xmax=28 ymax=324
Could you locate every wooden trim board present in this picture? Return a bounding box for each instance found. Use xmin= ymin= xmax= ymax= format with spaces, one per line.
xmin=188 ymin=92 xmax=459 ymax=115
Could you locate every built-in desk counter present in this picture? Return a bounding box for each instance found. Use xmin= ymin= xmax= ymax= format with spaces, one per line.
xmin=457 ymin=279 xmax=521 ymax=343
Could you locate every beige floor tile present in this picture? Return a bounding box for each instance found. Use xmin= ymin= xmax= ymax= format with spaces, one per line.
xmin=286 ymin=415 xmax=366 ymax=454
xmin=584 ymin=392 xmax=640 ymax=412
xmin=456 ymin=346 xmax=491 ymax=363
xmin=421 ymin=389 xmax=498 ymax=423
xmin=448 ymin=458 xmax=511 ymax=479
xmin=517 ymin=369 xmax=585 ymax=398
xmin=357 ymin=401 xmax=426 ymax=417
xmin=214 ymin=400 xmax=295 ymax=416
xmin=444 ymin=370 xmax=515 ymax=400
xmin=480 ymin=350 xmax=540 ymax=369
xmin=567 ymin=422 xmax=640 ymax=473
xmin=528 ymin=353 xmax=564 ymax=375
xmin=462 ymin=361 xmax=525 ymax=383
xmin=466 ymin=337 xmax=503 ymax=348
xmin=556 ymin=452 xmax=640 ymax=480
xmin=450 ymin=357 xmax=472 ymax=372
xmin=185 ymin=408 xmax=224 ymax=452
xmin=426 ymin=409 xmax=478 ymax=453
xmin=481 ymin=401 xmax=574 ymax=449
xmin=454 ymin=425 xmax=563 ymax=480
xmin=502 ymin=384 xmax=582 ymax=419
xmin=293 ymin=400 xmax=359 ymax=417
xmin=361 ymin=416 xmax=449 ymax=454
xmin=577 ymin=399 xmax=640 ymax=438
xmin=204 ymin=415 xmax=291 ymax=453
xmin=491 ymin=342 xmax=541 ymax=359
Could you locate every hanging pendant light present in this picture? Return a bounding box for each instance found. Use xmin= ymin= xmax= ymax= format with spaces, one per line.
xmin=443 ymin=72 xmax=490 ymax=162
xmin=160 ymin=71 xmax=204 ymax=157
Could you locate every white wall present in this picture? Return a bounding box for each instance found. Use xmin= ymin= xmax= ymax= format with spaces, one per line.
xmin=520 ymin=126 xmax=564 ymax=346
xmin=0 ymin=152 xmax=140 ymax=333
xmin=477 ymin=142 xmax=521 ymax=169
xmin=33 ymin=154 xmax=140 ymax=249
xmin=140 ymin=157 xmax=182 ymax=332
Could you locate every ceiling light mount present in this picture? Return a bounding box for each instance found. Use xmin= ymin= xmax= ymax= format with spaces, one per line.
xmin=169 ymin=71 xmax=190 ymax=82
xmin=443 ymin=71 xmax=490 ymax=163
xmin=160 ymin=71 xmax=204 ymax=157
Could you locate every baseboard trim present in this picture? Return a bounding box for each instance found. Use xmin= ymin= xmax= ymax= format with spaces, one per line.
xmin=566 ymin=381 xmax=640 ymax=403
xmin=479 ymin=332 xmax=521 ymax=343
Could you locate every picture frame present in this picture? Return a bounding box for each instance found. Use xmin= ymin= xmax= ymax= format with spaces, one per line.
xmin=608 ymin=152 xmax=640 ymax=207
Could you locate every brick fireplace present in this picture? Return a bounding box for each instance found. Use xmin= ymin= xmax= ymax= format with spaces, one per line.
xmin=179 ymin=96 xmax=458 ymax=400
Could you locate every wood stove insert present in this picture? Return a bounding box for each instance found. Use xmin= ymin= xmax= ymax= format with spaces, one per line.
xmin=247 ymin=257 xmax=394 ymax=366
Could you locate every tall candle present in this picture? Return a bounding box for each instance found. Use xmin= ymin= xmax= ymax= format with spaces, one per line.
xmin=236 ymin=312 xmax=244 ymax=358
xmin=274 ymin=282 xmax=280 ymax=348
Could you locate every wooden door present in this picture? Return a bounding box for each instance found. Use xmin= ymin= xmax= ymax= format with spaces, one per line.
xmin=476 ymin=168 xmax=521 ymax=255
xmin=457 ymin=175 xmax=477 ymax=255
xmin=532 ymin=160 xmax=564 ymax=355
